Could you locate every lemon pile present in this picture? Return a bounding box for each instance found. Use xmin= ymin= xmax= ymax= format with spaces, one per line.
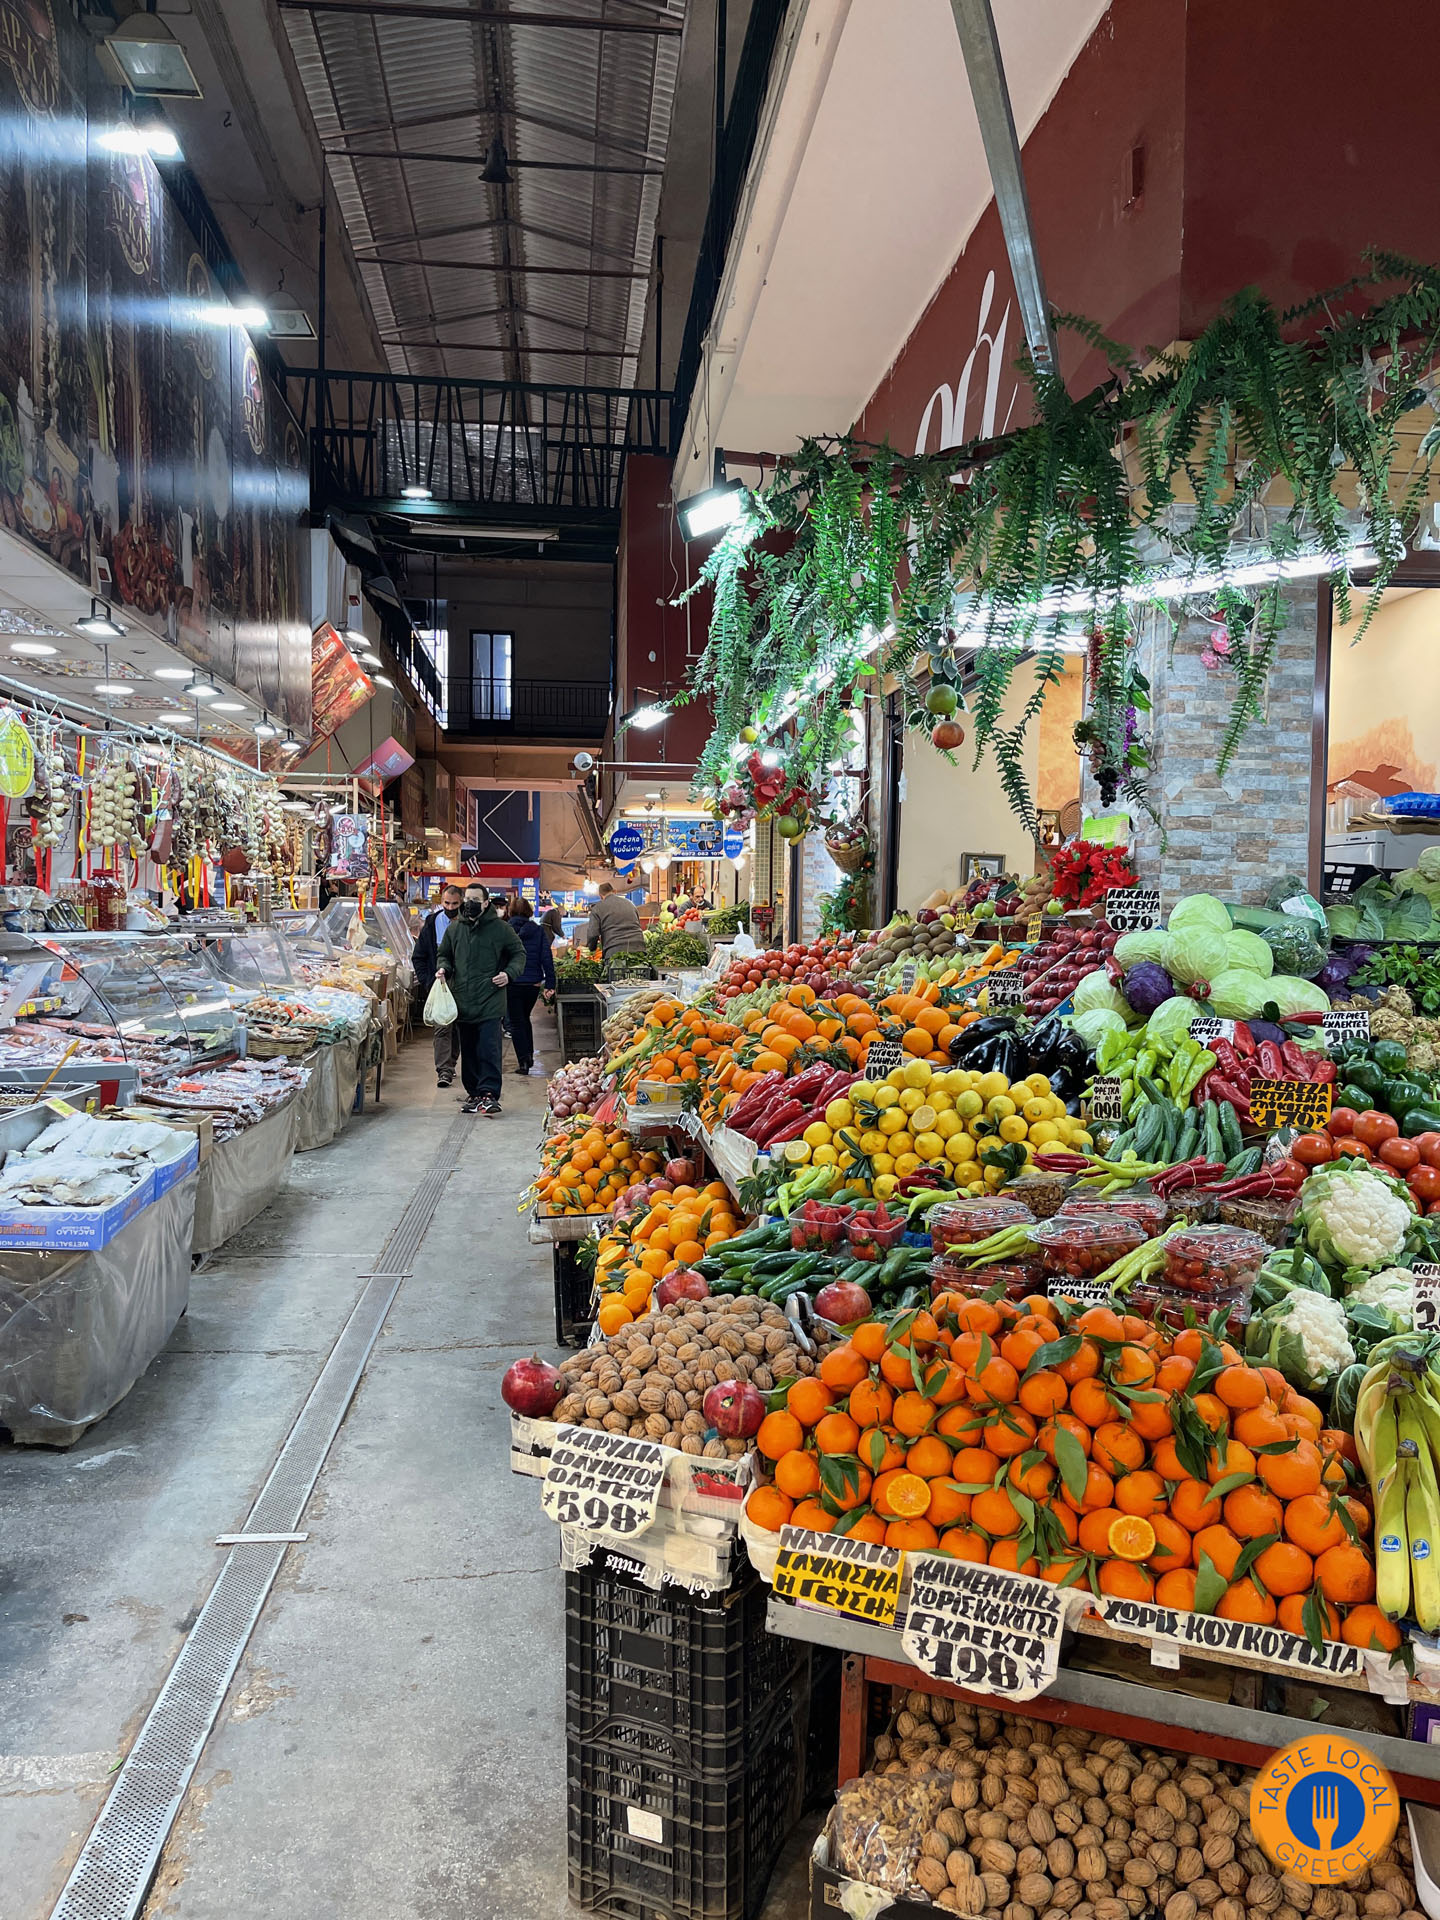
xmin=778 ymin=1059 xmax=1092 ymax=1199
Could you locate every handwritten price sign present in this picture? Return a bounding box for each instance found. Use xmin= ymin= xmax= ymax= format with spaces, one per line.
xmin=1248 ymin=1078 xmax=1333 ymax=1132
xmin=541 ymin=1426 xmax=667 ymax=1538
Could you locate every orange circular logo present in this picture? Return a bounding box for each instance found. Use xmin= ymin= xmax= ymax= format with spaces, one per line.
xmin=1250 ymin=1736 xmax=1398 ymax=1881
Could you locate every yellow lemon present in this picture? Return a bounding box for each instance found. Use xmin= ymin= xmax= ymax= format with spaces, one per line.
xmin=1071 ymin=1131 xmax=1094 ymax=1152
xmin=1024 ymin=1072 xmax=1053 ymax=1097
xmin=859 ymin=1129 xmax=887 ymax=1155
xmin=955 ymin=1090 xmax=983 ymax=1120
xmin=1028 ymin=1119 xmax=1060 ymax=1146
xmin=782 ymin=1140 xmax=811 ymax=1164
xmin=983 ymin=1164 xmax=1008 ymax=1189
xmin=825 ymin=1098 xmax=855 ymax=1128
xmin=929 ymin=1089 xmax=954 ymax=1113
xmin=872 ymin=1084 xmax=899 ymax=1109
xmin=935 ymin=1111 xmax=963 ymax=1139
xmin=889 ymin=1132 xmax=914 ymax=1156
xmin=913 ymin=1130 xmax=945 ymax=1161
xmin=886 ymin=1066 xmax=909 ymax=1089
xmin=848 ymin=1080 xmax=878 ymax=1104
xmin=976 ymin=1072 xmax=1009 ymax=1101
xmin=877 ymin=1106 xmax=908 ymax=1135
xmin=811 ymin=1143 xmax=838 ymax=1166
xmin=911 ymin=1104 xmax=938 ymax=1133
xmin=898 ymin=1087 xmax=924 ymax=1114
xmin=1022 ymin=1096 xmax=1053 ymax=1124
xmin=894 ymin=1152 xmax=922 ymax=1177
xmin=986 ymin=1094 xmax=1017 ymax=1121
xmin=902 ymin=1059 xmax=933 ymax=1090
xmin=945 ymin=1133 xmax=977 ymax=1165
xmin=999 ymin=1115 xmax=1029 ymax=1143
xmin=803 ymin=1121 xmax=832 ymax=1148
xmin=871 ymin=1151 xmax=895 ymax=1175
xmin=872 ymin=1174 xmax=899 ymax=1201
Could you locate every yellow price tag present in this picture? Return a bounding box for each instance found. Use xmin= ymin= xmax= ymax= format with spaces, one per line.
xmin=773 ymin=1527 xmax=903 ymax=1625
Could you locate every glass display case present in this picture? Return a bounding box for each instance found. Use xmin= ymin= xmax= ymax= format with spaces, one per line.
xmin=272 ymin=910 xmax=338 ymax=968
xmin=198 ymin=929 xmax=298 ymax=995
xmin=0 ymin=930 xmax=243 ymax=1081
xmin=320 ymin=899 xmax=415 ymax=969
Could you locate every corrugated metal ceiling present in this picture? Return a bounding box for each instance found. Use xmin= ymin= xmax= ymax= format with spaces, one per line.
xmin=283 ymin=1 xmax=685 ymax=387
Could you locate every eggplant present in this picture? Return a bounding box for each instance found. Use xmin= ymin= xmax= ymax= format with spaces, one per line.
xmin=950 ymin=1015 xmax=1020 ymax=1062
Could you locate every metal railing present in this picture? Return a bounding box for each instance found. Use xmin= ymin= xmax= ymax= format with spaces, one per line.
xmin=447 ymin=676 xmax=610 ymax=739
xmin=290 ymin=371 xmax=672 ymax=515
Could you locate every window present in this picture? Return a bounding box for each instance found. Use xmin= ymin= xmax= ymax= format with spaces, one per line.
xmin=416 ymin=621 xmax=448 ymax=726
xmin=471 ymin=630 xmax=513 ymax=721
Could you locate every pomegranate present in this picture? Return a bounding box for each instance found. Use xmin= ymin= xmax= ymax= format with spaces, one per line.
xmin=664 ymin=1157 xmax=697 ymax=1186
xmin=500 ymin=1354 xmax=564 ymax=1418
xmin=813 ymin=1281 xmax=872 ymax=1326
xmin=655 ymin=1268 xmax=710 ymax=1307
xmin=703 ymin=1380 xmax=765 ymax=1439
xmin=931 ymin=719 xmax=966 ymax=751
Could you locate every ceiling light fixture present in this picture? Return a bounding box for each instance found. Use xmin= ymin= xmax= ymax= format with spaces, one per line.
xmin=210 ymin=701 xmax=244 ymax=712
xmin=253 ymin=713 xmax=279 ymax=740
xmin=184 ymin=676 xmax=221 ymax=700
xmin=98 ymin=123 xmax=180 ymax=159
xmin=93 ymin=681 xmax=131 ymax=696
xmin=100 ymin=13 xmax=203 ymax=98
xmin=152 ymin=666 xmax=193 ymax=680
xmin=77 ymin=597 xmax=124 ymax=639
xmin=480 ymin=134 xmax=512 ymax=185
xmin=373 ymin=673 xmax=394 ymax=688
xmin=197 ymin=303 xmax=269 ymax=330
xmin=278 ymin=731 xmax=303 ymax=755
xmin=623 ymin=701 xmax=668 ymax=731
xmin=359 ymin=650 xmax=383 ymax=667
xmin=10 ymin=640 xmax=57 ymax=657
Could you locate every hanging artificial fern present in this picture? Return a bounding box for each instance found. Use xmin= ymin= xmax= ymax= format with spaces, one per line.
xmin=677 ymin=253 xmax=1440 ymax=829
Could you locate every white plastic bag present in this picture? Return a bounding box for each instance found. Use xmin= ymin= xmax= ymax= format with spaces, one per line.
xmin=424 ymin=977 xmax=458 ymax=1028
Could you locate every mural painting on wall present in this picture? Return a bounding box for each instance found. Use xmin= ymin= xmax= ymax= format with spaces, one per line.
xmin=0 ymin=0 xmax=310 ymax=732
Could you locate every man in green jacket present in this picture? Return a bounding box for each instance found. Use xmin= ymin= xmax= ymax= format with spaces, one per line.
xmin=435 ymin=884 xmax=527 ymax=1114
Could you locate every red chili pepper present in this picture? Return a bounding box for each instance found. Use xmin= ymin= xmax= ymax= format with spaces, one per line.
xmin=1280 ymin=1040 xmax=1311 ymax=1079
xmin=1256 ymin=1040 xmax=1286 ymax=1081
xmin=1209 ymin=1076 xmax=1252 ymax=1118
xmin=1213 ymin=1038 xmax=1242 ymax=1078
xmin=1231 ymin=1020 xmax=1256 ymax=1057
xmin=1310 ymin=1059 xmax=1337 ymax=1084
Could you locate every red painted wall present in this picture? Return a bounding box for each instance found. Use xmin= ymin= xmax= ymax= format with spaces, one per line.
xmin=857 ymin=0 xmax=1440 ymax=453
xmin=615 ymin=453 xmax=714 ymax=787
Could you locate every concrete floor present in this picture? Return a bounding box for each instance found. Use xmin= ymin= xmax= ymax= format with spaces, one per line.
xmin=0 ymin=1027 xmax=816 ymax=1920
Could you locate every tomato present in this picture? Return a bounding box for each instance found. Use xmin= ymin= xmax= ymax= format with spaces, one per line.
xmin=1429 ymin=1200 xmax=1440 ymax=1216
xmin=1353 ymin=1109 xmax=1401 ymax=1148
xmin=1291 ymin=1133 xmax=1335 ymax=1166
xmin=1326 ymin=1107 xmax=1359 ymax=1137
xmin=1332 ymin=1136 xmax=1374 ymax=1160
xmin=1415 ymin=1131 xmax=1440 ymax=1169
xmin=1410 ymin=1164 xmax=1440 ymax=1204
xmin=1379 ymin=1137 xmax=1422 ymax=1173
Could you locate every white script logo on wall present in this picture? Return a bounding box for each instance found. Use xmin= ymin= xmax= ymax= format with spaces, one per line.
xmin=913 ymin=271 xmax=1021 ymax=455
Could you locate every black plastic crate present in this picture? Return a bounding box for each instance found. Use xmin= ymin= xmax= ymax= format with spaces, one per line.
xmin=566 ymin=1682 xmax=807 ymax=1920
xmin=554 ymin=1242 xmax=596 ymax=1347
xmin=557 ymin=992 xmax=604 ymax=1063
xmin=565 ymin=1559 xmax=808 ymax=1774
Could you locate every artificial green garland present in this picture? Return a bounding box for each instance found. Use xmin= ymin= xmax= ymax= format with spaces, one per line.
xmin=679 ymin=252 xmax=1440 ymax=833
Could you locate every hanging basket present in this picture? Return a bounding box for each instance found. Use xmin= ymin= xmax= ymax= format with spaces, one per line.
xmin=825 ymin=837 xmax=870 ymax=874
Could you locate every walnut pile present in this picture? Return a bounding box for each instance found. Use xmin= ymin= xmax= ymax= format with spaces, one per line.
xmin=836 ymin=1693 xmax=1421 ymax=1918
xmin=550 ymin=1296 xmax=817 ymax=1455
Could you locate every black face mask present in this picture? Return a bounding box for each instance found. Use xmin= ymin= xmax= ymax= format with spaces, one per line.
xmin=461 ymin=895 xmax=487 ymax=921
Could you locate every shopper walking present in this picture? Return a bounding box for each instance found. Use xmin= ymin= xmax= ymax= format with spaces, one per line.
xmin=540 ymin=904 xmax=565 ymax=947
xmin=435 ymin=884 xmax=526 ymax=1115
xmin=414 ymin=883 xmax=464 ymax=1086
xmin=506 ymin=898 xmax=555 ymax=1077
xmin=583 ymin=880 xmax=646 ymax=956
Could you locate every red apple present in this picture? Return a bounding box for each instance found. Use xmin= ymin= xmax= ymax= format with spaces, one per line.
xmin=656 ymin=1269 xmax=710 ymax=1306
xmin=703 ymin=1380 xmax=765 ymax=1438
xmin=500 ymin=1355 xmax=564 ymax=1418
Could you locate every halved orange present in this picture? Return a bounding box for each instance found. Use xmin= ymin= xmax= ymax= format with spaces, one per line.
xmin=1107 ymin=1514 xmax=1158 ymax=1563
xmin=882 ymin=1471 xmax=932 ymax=1519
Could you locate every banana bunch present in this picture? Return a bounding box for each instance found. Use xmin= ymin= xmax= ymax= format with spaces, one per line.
xmin=1357 ymin=1339 xmax=1440 ymax=1629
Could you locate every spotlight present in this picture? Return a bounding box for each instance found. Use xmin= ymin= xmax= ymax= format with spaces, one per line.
xmin=677 ymin=476 xmax=745 ymax=542
xmin=253 ymin=713 xmax=279 ymax=739
xmin=184 ymin=677 xmax=221 ymax=700
xmin=77 ymin=597 xmax=124 ymax=639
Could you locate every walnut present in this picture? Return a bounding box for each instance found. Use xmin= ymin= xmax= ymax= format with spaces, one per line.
xmin=981 ymin=1812 xmax=1010 ymax=1841
xmin=1248 ymin=1878 xmax=1284 ymax=1913
xmin=1020 ymin=1876 xmax=1055 ymax=1910
xmin=983 ymin=1871 xmax=1013 ymax=1907
xmin=1218 ymin=1863 xmax=1246 ymax=1896
xmin=981 ymin=1840 xmax=1018 ymax=1877
xmin=1052 ymin=1879 xmax=1082 ymax=1912
xmin=1140 ymin=1808 xmax=1177 ymax=1842
xmin=1048 ymin=1841 xmax=1076 ymax=1880
xmin=953 ymin=1778 xmax=981 ymax=1812
xmin=1125 ymin=1862 xmax=1160 ymax=1890
xmin=1191 ymin=1882 xmax=1223 ymax=1910
xmin=1202 ymin=1836 xmax=1236 ymax=1870
xmin=923 ymin=1832 xmax=953 ymax=1864
xmin=1206 ymin=1806 xmax=1241 ymax=1839
xmin=1365 ymin=1899 xmax=1402 ymax=1918
xmin=1167 ymin=1897 xmax=1199 ymax=1920
xmin=1029 ymin=1807 xmax=1059 ymax=1847
xmin=917 ymin=1857 xmax=951 ymax=1899
xmin=1158 ymin=1784 xmax=1189 ymax=1821
xmin=1077 ymin=1848 xmax=1108 ymax=1883
xmin=1151 ymin=1843 xmax=1179 ymax=1875
xmin=1069 ymin=1767 xmax=1103 ymax=1797
xmin=1212 ymin=1901 xmax=1244 ymax=1920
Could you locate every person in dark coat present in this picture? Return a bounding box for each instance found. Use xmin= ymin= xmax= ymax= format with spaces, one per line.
xmin=506 ymin=898 xmax=556 ymax=1077
xmin=540 ymin=905 xmax=565 ymax=946
xmin=435 ymin=884 xmax=526 ymax=1114
xmin=413 ymin=883 xmax=463 ymax=1086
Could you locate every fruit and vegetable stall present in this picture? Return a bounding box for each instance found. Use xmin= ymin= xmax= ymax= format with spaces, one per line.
xmin=505 ymin=874 xmax=1440 ymax=1920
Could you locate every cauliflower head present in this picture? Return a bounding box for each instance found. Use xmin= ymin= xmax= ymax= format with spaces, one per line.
xmin=1299 ymin=1160 xmax=1414 ymax=1271
xmin=1345 ymin=1266 xmax=1415 ymax=1317
xmin=1245 ymin=1291 xmax=1355 ymax=1392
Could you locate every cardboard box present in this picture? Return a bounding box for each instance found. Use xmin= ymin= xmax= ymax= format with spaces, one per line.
xmin=0 ymin=1171 xmax=155 ymax=1252
xmin=128 ymin=1107 xmax=215 ymax=1165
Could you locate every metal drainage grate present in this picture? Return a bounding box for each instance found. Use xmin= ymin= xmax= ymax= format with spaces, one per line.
xmin=50 ymin=1113 xmax=476 ymax=1920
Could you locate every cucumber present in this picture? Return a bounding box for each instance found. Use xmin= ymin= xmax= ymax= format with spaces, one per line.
xmin=1202 ymin=1100 xmax=1224 ymax=1165
xmin=1176 ymin=1109 xmax=1200 ymax=1160
xmin=1218 ymin=1098 xmax=1244 ymax=1161
xmin=750 ymin=1250 xmax=804 ymax=1276
xmin=1224 ymin=1146 xmax=1264 ymax=1178
xmin=1132 ymin=1103 xmax=1166 ymax=1161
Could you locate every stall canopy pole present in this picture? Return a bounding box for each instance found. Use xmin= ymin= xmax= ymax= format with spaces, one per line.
xmin=946 ymin=0 xmax=1058 ymax=378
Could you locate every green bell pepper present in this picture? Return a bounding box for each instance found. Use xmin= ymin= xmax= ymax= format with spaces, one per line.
xmin=1345 ymin=1059 xmax=1388 ymax=1100
xmin=1372 ymin=1039 xmax=1410 ymax=1076
xmin=1401 ymin=1104 xmax=1440 ymax=1138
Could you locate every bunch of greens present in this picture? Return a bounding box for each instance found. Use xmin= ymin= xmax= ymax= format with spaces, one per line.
xmin=645 ymin=929 xmax=708 ymax=969
xmin=1327 ymin=873 xmax=1440 ymax=945
xmin=1355 ymin=944 xmax=1440 ymax=1014
xmin=554 ymin=954 xmax=602 ymax=989
xmin=705 ymin=903 xmax=750 ymax=935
